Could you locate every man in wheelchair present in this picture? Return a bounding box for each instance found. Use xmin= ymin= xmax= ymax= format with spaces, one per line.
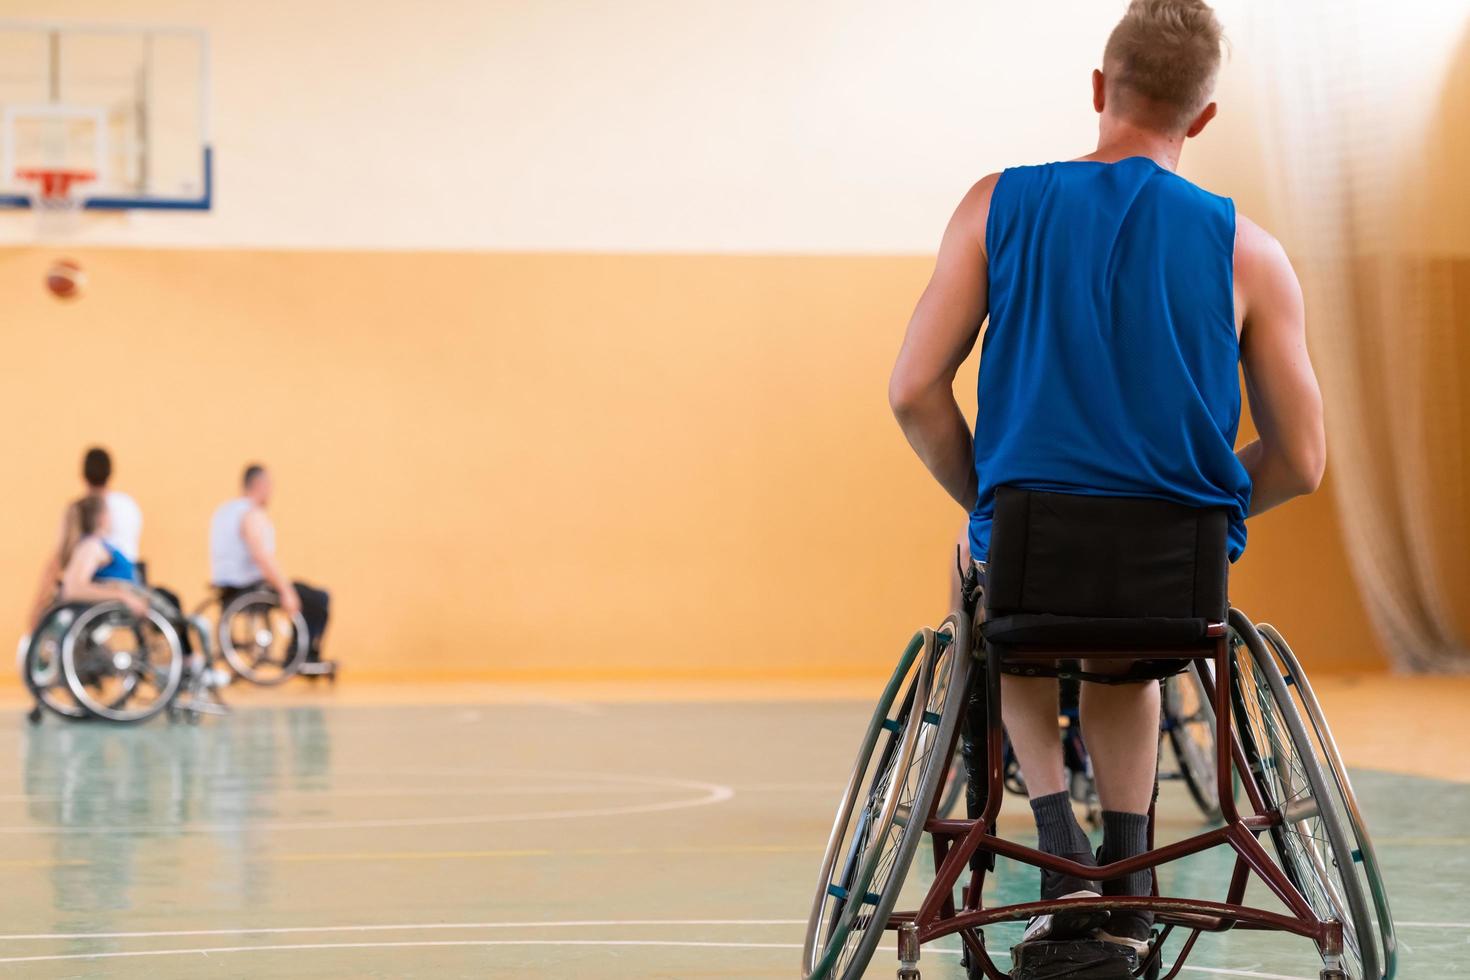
xmin=887 ymin=0 xmax=1325 ymax=963
xmin=209 ymin=464 xmax=331 ymax=667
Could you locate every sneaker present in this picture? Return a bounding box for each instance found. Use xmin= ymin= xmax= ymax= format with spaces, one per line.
xmin=1021 ymin=851 xmax=1108 ymax=943
xmin=1095 ymin=910 xmax=1154 ymax=957
xmin=1093 ymin=844 xmax=1154 ymax=956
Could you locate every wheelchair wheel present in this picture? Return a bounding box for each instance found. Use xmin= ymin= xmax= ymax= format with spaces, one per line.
xmin=1258 ymin=624 xmax=1397 ymax=980
xmin=218 ymin=590 xmax=309 ymax=685
xmin=1164 ymin=662 xmax=1222 ymax=822
xmin=803 ymin=613 xmax=973 ymax=980
xmin=1228 ymin=610 xmax=1382 ymax=980
xmin=20 ymin=607 xmax=90 ymax=720
xmin=61 ymin=602 xmax=185 ymax=723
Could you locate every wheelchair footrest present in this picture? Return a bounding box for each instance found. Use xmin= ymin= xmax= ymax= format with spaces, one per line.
xmin=1009 ymin=939 xmax=1139 ymax=980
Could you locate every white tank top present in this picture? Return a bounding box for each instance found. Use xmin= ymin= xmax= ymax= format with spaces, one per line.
xmin=209 ymin=497 xmax=273 ymax=587
xmin=103 ymin=490 xmax=142 ymax=561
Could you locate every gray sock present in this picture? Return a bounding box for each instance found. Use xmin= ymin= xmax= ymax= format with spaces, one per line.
xmin=1099 ymin=810 xmax=1152 ymax=896
xmin=1030 ymin=791 xmax=1090 ymax=856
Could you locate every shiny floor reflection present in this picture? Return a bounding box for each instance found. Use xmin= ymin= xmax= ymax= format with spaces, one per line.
xmin=0 ymin=702 xmax=1463 ymax=978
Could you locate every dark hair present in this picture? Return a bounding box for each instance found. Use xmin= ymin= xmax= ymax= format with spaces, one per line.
xmin=82 ymin=447 xmax=112 ymax=488
xmin=76 ymin=494 xmax=106 ymax=537
xmin=242 ymin=464 xmax=267 ymax=490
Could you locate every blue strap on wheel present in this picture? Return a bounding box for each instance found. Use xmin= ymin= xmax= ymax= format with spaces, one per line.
xmin=882 ymin=718 xmax=902 ymax=733
xmin=827 ymin=883 xmax=882 ymax=905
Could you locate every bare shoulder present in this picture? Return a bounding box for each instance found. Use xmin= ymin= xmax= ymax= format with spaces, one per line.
xmin=1234 ymin=214 xmax=1296 ymax=288
xmin=954 ymin=173 xmax=1003 ymax=254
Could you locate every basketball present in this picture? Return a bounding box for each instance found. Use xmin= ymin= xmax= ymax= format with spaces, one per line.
xmin=45 ymin=258 xmax=84 ymax=299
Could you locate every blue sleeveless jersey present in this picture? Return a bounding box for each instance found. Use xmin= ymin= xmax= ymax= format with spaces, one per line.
xmin=968 ymin=158 xmax=1251 ymax=563
xmin=93 ymin=541 xmax=138 ymax=583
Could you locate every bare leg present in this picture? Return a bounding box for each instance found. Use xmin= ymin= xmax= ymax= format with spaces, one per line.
xmin=1082 ymin=660 xmax=1160 ymax=949
xmin=1001 ymin=675 xmax=1067 ymax=798
xmin=1079 ymin=660 xmax=1159 ymax=814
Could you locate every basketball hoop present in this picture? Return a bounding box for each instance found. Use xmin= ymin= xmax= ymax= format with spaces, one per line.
xmin=16 ymin=167 xmax=94 ymax=239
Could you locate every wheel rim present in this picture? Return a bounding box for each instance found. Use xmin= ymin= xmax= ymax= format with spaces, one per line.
xmin=1166 ymin=663 xmax=1221 ymax=820
xmin=62 ymin=604 xmax=184 ymax=723
xmin=218 ymin=593 xmax=307 ymax=685
xmin=805 ymin=615 xmax=972 ymax=980
xmin=1229 ymin=612 xmax=1379 ymax=980
xmin=1257 ymin=624 xmax=1396 ymax=980
xmin=804 ymin=630 xmax=929 ymax=979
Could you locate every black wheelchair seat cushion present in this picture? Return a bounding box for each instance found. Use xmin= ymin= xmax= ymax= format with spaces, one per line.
xmin=985 ymin=487 xmax=1230 ymax=625
xmin=980 ymin=613 xmax=1213 ymax=650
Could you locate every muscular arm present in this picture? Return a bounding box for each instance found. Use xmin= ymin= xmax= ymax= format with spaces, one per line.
xmin=242 ymin=509 xmax=300 ymax=611
xmin=888 ymin=175 xmax=997 ymax=511
xmin=1234 ymin=216 xmax=1326 ymax=515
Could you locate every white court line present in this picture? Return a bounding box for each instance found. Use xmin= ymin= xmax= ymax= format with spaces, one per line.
xmin=0 ymin=771 xmax=734 ymax=834
xmin=0 ymin=785 xmax=682 ymax=804
xmin=0 ymin=919 xmax=809 ymax=941
xmin=0 ymin=920 xmax=1316 ymax=977
xmin=1396 ymin=920 xmax=1470 ymax=928
xmin=0 ymin=937 xmax=1317 ymax=977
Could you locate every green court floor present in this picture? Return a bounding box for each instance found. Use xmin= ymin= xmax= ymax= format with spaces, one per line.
xmin=0 ymin=700 xmax=1462 ymax=978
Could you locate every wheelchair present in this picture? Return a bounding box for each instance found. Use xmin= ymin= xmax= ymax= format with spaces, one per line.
xmin=20 ymin=594 xmax=228 ymax=724
xmin=193 ymin=585 xmax=336 ymax=686
xmin=804 ymin=489 xmax=1395 ymax=980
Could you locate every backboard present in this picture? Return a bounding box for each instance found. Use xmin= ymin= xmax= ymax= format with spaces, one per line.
xmin=0 ymin=21 xmax=211 ymax=211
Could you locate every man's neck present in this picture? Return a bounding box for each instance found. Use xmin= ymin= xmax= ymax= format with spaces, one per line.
xmin=1084 ymin=118 xmax=1185 ymax=172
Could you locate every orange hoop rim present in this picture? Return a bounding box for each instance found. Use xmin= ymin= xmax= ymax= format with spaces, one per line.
xmin=15 ymin=168 xmax=96 ymax=200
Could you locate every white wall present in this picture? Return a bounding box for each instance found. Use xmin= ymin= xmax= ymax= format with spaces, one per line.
xmin=0 ymin=0 xmax=1128 ymax=252
xmin=6 ymin=1 xmax=1458 ymax=253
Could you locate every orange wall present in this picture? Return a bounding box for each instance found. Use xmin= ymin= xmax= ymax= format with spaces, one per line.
xmin=0 ymin=247 xmax=1383 ymax=683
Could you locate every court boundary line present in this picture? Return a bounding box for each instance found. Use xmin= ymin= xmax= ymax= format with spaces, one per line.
xmin=0 ymin=919 xmax=811 ymax=941
xmin=0 ymin=936 xmax=1317 ymax=977
xmin=0 ymin=769 xmax=735 ymax=834
xmin=0 ymin=912 xmax=1451 ymax=942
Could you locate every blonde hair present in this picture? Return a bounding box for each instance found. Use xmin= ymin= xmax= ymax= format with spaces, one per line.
xmin=1103 ymin=0 xmax=1224 ymax=131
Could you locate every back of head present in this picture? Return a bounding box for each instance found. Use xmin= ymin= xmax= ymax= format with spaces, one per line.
xmin=242 ymin=463 xmax=269 ymax=503
xmin=1103 ymin=0 xmax=1224 ymax=133
xmin=82 ymin=447 xmax=112 ymax=490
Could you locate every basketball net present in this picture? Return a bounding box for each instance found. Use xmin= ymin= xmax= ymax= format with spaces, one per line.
xmin=17 ymin=168 xmax=94 ymax=241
